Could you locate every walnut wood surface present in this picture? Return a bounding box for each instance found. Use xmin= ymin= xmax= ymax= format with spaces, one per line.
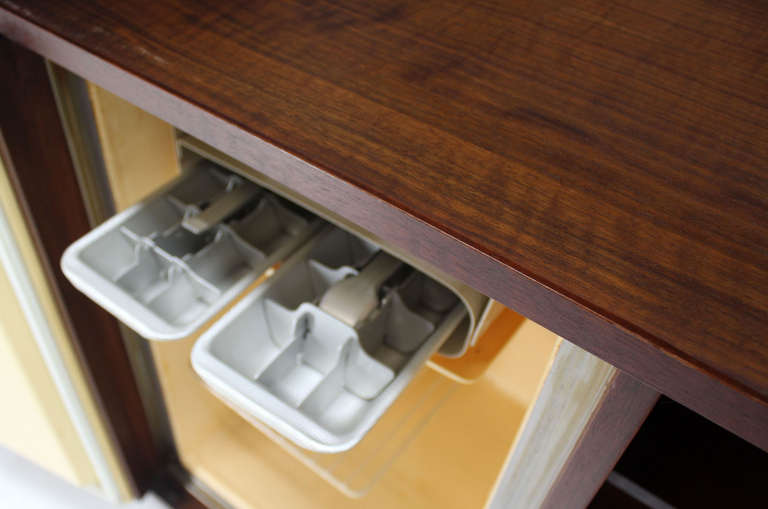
xmin=0 ymin=1 xmax=766 ymax=448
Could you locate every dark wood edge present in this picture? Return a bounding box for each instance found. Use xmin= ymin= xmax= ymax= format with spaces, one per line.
xmin=0 ymin=35 xmax=161 ymax=493
xmin=1 ymin=8 xmax=763 ymax=450
xmin=152 ymin=465 xmax=209 ymax=509
xmin=542 ymin=371 xmax=660 ymax=509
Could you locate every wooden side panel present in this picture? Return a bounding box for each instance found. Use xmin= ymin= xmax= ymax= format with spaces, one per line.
xmin=541 ymin=373 xmax=659 ymax=509
xmin=487 ymin=341 xmax=658 ymax=509
xmin=0 ymin=37 xmax=160 ymax=494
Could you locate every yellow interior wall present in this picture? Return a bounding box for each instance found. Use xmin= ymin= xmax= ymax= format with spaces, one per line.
xmin=88 ymin=84 xmax=181 ymax=209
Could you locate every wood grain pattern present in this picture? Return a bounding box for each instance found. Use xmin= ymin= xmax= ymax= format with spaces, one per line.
xmin=541 ymin=372 xmax=659 ymax=509
xmin=0 ymin=1 xmax=766 ymax=448
xmin=0 ymin=36 xmax=160 ymax=494
xmin=488 ymin=339 xmax=616 ymax=509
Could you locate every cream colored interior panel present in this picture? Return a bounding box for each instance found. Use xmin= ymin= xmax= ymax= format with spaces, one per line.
xmin=88 ymin=84 xmax=181 ymax=210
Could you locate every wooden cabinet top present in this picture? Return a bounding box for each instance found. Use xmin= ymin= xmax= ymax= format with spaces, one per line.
xmin=1 ymin=0 xmax=766 ymax=448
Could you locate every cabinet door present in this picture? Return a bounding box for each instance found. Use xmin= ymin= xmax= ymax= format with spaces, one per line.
xmin=0 ymin=136 xmax=130 ymax=501
xmin=0 ymin=39 xmax=157 ymax=499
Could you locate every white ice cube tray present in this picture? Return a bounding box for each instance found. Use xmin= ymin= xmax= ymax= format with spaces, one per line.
xmin=61 ymin=161 xmax=319 ymax=339
xmin=191 ymin=227 xmax=467 ymax=452
xmin=61 ymin=159 xmax=470 ymax=452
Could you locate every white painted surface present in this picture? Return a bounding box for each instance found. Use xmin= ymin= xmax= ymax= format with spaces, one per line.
xmin=0 ymin=447 xmax=168 ymax=509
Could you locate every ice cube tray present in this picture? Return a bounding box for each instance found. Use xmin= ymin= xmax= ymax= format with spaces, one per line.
xmin=61 ymin=161 xmax=319 ymax=339
xmin=61 ymin=155 xmax=472 ymax=451
xmin=191 ymin=226 xmax=467 ymax=452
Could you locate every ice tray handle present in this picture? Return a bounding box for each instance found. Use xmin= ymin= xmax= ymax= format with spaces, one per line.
xmin=319 ymin=251 xmax=402 ymax=326
xmin=182 ymin=184 xmax=260 ymax=234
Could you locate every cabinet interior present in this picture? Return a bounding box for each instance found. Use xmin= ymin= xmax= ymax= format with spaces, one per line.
xmin=590 ymin=397 xmax=768 ymax=509
xmin=84 ymin=83 xmax=563 ymax=508
xmin=157 ymin=312 xmax=558 ymax=509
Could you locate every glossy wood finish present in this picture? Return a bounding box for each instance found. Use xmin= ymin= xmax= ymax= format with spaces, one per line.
xmin=0 ymin=37 xmax=160 ymax=493
xmin=0 ymin=1 xmax=766 ymax=448
xmin=541 ymin=372 xmax=659 ymax=509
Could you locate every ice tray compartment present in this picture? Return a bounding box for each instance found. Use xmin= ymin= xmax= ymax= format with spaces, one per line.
xmin=192 ymin=226 xmax=468 ymax=451
xmin=257 ymin=306 xmax=353 ymax=407
xmin=397 ymin=272 xmax=460 ymax=325
xmin=61 ymin=162 xmax=319 ymax=339
xmin=185 ymin=229 xmax=264 ymax=291
xmin=232 ymin=196 xmax=312 ymax=256
xmin=356 ymin=293 xmax=434 ymax=372
xmin=165 ymin=166 xmax=229 ymax=208
xmin=306 ymin=227 xmax=379 ymax=270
